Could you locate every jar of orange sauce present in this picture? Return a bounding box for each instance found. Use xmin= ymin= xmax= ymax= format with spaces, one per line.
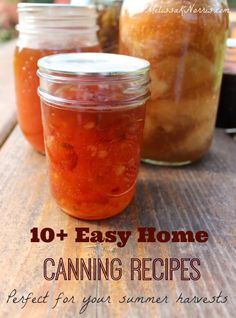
xmin=14 ymin=4 xmax=101 ymax=153
xmin=37 ymin=53 xmax=150 ymax=220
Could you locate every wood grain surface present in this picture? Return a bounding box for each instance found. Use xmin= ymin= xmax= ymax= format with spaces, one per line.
xmin=0 ymin=126 xmax=235 ymax=318
xmin=0 ymin=40 xmax=17 ymax=146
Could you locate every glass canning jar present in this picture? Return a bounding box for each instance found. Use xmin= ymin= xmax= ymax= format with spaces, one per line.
xmin=37 ymin=53 xmax=150 ymax=220
xmin=14 ymin=3 xmax=101 ymax=154
xmin=120 ymin=0 xmax=229 ymax=166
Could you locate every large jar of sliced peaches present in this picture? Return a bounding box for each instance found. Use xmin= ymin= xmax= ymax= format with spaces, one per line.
xmin=120 ymin=0 xmax=229 ymax=165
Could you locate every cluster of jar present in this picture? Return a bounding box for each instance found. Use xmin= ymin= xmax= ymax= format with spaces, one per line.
xmin=14 ymin=3 xmax=150 ymax=220
xmin=14 ymin=1 xmax=228 ymax=220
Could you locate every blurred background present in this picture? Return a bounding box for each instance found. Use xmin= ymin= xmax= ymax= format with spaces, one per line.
xmin=0 ymin=0 xmax=72 ymax=42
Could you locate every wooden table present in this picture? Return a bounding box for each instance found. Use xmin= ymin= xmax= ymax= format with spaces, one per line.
xmin=0 ymin=41 xmax=236 ymax=318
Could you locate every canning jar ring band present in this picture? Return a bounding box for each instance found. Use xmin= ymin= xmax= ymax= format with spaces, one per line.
xmin=38 ymin=88 xmax=150 ymax=110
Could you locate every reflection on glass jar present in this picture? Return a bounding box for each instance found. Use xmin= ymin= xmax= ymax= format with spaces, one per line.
xmin=95 ymin=0 xmax=123 ymax=53
xmin=72 ymin=0 xmax=123 ymax=53
xmin=38 ymin=53 xmax=150 ymax=220
xmin=120 ymin=0 xmax=229 ymax=166
xmin=14 ymin=3 xmax=101 ymax=153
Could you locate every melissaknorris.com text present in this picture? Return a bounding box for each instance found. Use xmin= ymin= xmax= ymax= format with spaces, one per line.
xmin=42 ymin=228 xmax=208 ymax=282
xmin=149 ymin=4 xmax=230 ymax=15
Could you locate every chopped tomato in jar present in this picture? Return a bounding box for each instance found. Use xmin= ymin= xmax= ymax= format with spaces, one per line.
xmin=38 ymin=53 xmax=150 ymax=220
xmin=42 ymin=99 xmax=145 ymax=219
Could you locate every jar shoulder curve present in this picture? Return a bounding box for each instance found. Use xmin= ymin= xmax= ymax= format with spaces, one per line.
xmin=121 ymin=0 xmax=229 ymax=28
xmin=122 ymin=0 xmax=229 ymax=14
xmin=120 ymin=0 xmax=229 ymax=60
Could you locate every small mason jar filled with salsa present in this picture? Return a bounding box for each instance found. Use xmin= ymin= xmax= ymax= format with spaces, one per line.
xmin=14 ymin=3 xmax=101 ymax=153
xmin=37 ymin=53 xmax=150 ymax=220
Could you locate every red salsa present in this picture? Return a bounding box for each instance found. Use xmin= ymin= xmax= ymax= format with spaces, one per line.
xmin=38 ymin=53 xmax=150 ymax=219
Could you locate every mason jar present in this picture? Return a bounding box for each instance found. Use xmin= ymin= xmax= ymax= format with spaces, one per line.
xmin=120 ymin=0 xmax=229 ymax=165
xmin=14 ymin=3 xmax=101 ymax=153
xmin=37 ymin=53 xmax=150 ymax=220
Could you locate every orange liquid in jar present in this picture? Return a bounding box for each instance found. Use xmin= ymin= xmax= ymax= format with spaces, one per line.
xmin=14 ymin=45 xmax=101 ymax=153
xmin=41 ymin=84 xmax=145 ymax=220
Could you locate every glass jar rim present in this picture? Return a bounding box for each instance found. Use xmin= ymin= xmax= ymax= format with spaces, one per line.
xmin=17 ymin=3 xmax=98 ymax=34
xmin=37 ymin=52 xmax=150 ymax=78
xmin=17 ymin=3 xmax=96 ymax=14
xmin=37 ymin=53 xmax=150 ymax=110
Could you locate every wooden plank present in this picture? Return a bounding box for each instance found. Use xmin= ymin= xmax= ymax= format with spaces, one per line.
xmin=97 ymin=130 xmax=236 ymax=318
xmin=0 ymin=40 xmax=17 ymax=146
xmin=0 ymin=127 xmax=235 ymax=318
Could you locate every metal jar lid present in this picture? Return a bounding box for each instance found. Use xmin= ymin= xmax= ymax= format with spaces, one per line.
xmin=38 ymin=52 xmax=150 ymax=78
xmin=37 ymin=53 xmax=150 ymax=109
